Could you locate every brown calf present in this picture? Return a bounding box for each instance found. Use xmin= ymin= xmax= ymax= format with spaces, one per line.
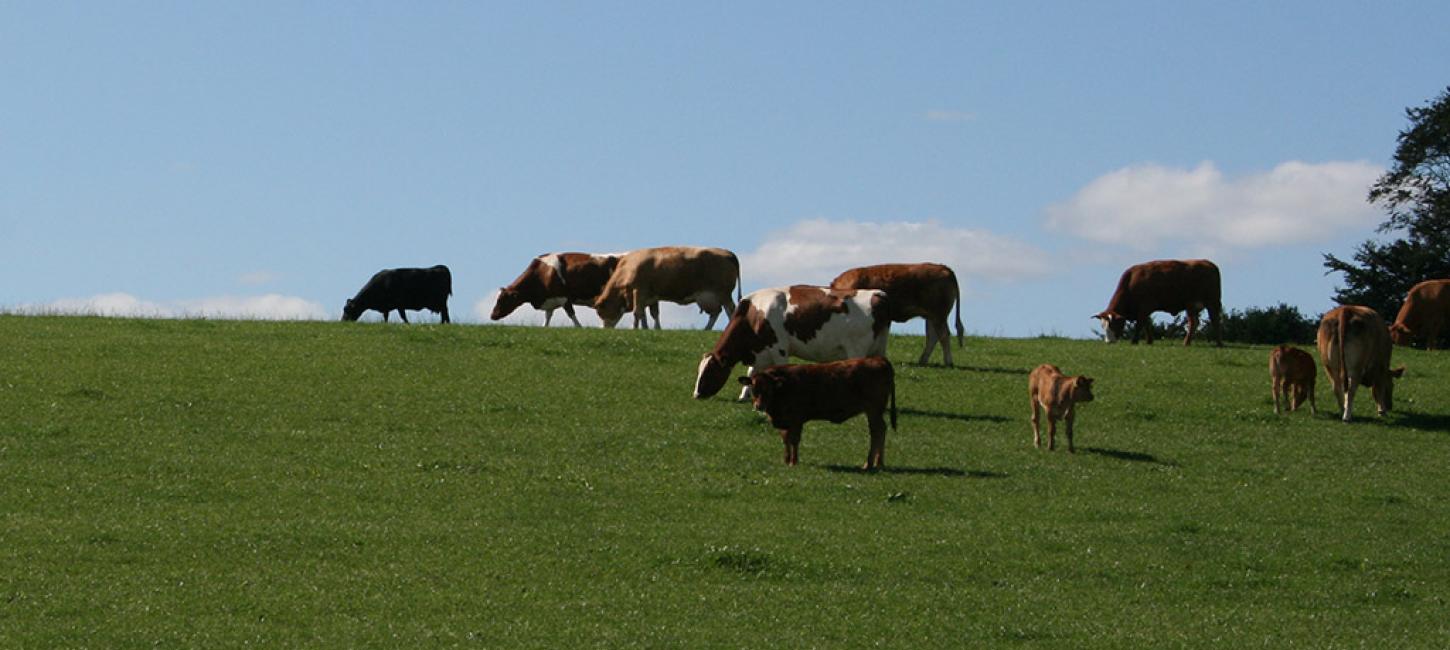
xmin=737 ymin=356 xmax=897 ymax=469
xmin=1028 ymin=364 xmax=1095 ymax=452
xmin=1269 ymin=345 xmax=1317 ymax=415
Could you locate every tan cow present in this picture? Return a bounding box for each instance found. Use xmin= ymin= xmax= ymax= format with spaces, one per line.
xmin=594 ymin=247 xmax=741 ymax=330
xmin=1269 ymin=345 xmax=1316 ymax=415
xmin=1094 ymin=259 xmax=1223 ymax=346
xmin=829 ymin=263 xmax=964 ymax=366
xmin=1317 ymin=305 xmax=1406 ymax=422
xmin=1390 ymin=279 xmax=1450 ymax=349
xmin=1028 ymin=364 xmax=1094 ymax=452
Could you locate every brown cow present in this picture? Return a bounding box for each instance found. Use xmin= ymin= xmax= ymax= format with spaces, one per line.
xmin=594 ymin=246 xmax=741 ymax=330
xmin=491 ymin=252 xmax=620 ymax=327
xmin=1317 ymin=305 xmax=1406 ymax=422
xmin=829 ymin=263 xmax=964 ymax=366
xmin=737 ymin=356 xmax=897 ymax=469
xmin=1390 ymin=279 xmax=1450 ymax=349
xmin=1028 ymin=364 xmax=1094 ymax=452
xmin=1269 ymin=345 xmax=1316 ymax=415
xmin=1093 ymin=259 xmax=1223 ymax=346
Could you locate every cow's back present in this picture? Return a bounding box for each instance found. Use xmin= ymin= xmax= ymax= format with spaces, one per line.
xmin=764 ymin=357 xmax=894 ymax=426
xmin=830 ymin=263 xmax=955 ymax=322
xmin=1318 ymin=305 xmax=1392 ymax=385
xmin=1118 ymin=259 xmax=1220 ymax=313
xmin=608 ymin=246 xmax=738 ymax=300
xmin=1397 ymin=279 xmax=1450 ymax=326
xmin=776 ymin=286 xmax=890 ymax=361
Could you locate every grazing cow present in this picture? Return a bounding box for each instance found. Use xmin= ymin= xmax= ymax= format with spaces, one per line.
xmin=1317 ymin=305 xmax=1406 ymax=422
xmin=1093 ymin=259 xmax=1223 ymax=346
xmin=491 ymin=252 xmax=621 ymax=327
xmin=342 ymin=265 xmax=452 ymax=323
xmin=1269 ymin=345 xmax=1317 ymax=415
xmin=693 ymin=286 xmax=891 ymax=401
xmin=594 ymin=246 xmax=741 ymax=330
xmin=1390 ymin=279 xmax=1450 ymax=349
xmin=830 ymin=263 xmax=965 ymax=366
xmin=737 ymin=356 xmax=897 ymax=469
xmin=1028 ymin=364 xmax=1095 ymax=452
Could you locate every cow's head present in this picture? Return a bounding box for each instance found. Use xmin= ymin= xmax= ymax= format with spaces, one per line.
xmin=1072 ymin=376 xmax=1095 ymax=403
xmin=1093 ymin=311 xmax=1127 ymax=343
xmin=1388 ymin=322 xmax=1413 ymax=346
xmin=738 ymin=373 xmax=780 ymax=416
xmin=341 ymin=299 xmax=364 ymax=322
xmin=694 ymin=352 xmax=733 ymax=399
xmin=594 ymin=293 xmax=630 ymax=329
xmin=491 ymin=288 xmax=523 ymax=321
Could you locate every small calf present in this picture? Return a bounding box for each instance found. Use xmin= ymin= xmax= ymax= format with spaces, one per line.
xmin=1028 ymin=364 xmax=1095 ymax=452
xmin=737 ymin=356 xmax=897 ymax=469
xmin=1269 ymin=345 xmax=1317 ymax=415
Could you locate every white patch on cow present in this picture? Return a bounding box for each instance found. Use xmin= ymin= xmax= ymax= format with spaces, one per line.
xmin=693 ymin=354 xmax=712 ymax=399
xmin=538 ymin=253 xmax=567 ymax=287
xmin=538 ymin=296 xmax=568 ymax=311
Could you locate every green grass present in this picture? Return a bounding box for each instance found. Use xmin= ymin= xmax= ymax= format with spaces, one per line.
xmin=2 ymin=315 xmax=1449 ymax=647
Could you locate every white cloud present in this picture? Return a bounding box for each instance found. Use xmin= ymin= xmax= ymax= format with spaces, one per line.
xmin=925 ymin=109 xmax=976 ymax=123
xmin=739 ymin=219 xmax=1050 ymax=290
xmin=16 ymin=292 xmax=328 ymax=320
xmin=1044 ymin=160 xmax=1382 ymax=250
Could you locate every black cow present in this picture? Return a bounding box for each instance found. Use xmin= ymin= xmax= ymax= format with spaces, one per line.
xmin=342 ymin=265 xmax=452 ymax=323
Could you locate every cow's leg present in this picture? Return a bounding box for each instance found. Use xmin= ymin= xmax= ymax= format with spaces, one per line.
xmin=1341 ymin=375 xmax=1358 ymax=423
xmin=864 ymin=409 xmax=887 ymax=470
xmin=440 ymin=304 xmax=451 ymax=324
xmin=937 ymin=318 xmax=954 ymax=367
xmin=703 ymin=305 xmax=721 ymax=330
xmin=562 ymin=303 xmax=582 ymax=328
xmin=1031 ymin=397 xmax=1043 ymax=449
xmin=543 ymin=308 xmax=555 ymax=327
xmin=781 ymin=428 xmax=802 ymax=466
xmin=650 ymin=303 xmax=662 ymax=330
xmin=1183 ymin=310 xmax=1199 ymax=346
xmin=397 ymin=309 xmax=409 ymax=324
xmin=1272 ymin=377 xmax=1283 ymax=415
xmin=1142 ymin=317 xmax=1153 ymax=344
xmin=1047 ymin=417 xmax=1057 ymax=451
xmin=1307 ymin=382 xmax=1317 ymax=415
xmin=918 ymin=320 xmax=938 ymax=365
xmin=721 ymin=297 xmax=737 ymax=325
xmin=1209 ymin=303 xmax=1224 ymax=347
xmin=630 ymin=290 xmax=648 ymax=329
xmin=381 ymin=310 xmax=389 ymax=323
xmin=1065 ymin=406 xmax=1076 ymax=453
xmin=737 ymin=366 xmax=756 ymax=402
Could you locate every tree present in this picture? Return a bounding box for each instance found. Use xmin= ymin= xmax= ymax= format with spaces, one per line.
xmin=1324 ymin=86 xmax=1450 ymax=324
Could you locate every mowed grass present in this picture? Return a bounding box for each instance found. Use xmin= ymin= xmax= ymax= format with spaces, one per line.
xmin=2 ymin=315 xmax=1449 ymax=647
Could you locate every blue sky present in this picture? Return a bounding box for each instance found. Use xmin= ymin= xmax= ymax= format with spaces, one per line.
xmin=4 ymin=2 xmax=1448 ymax=336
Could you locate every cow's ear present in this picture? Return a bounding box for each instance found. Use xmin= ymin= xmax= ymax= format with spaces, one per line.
xmin=1390 ymin=365 xmax=1407 ymax=378
xmin=1091 ymin=312 xmax=1105 ymax=320
xmin=1080 ymin=376 xmax=1094 ymax=387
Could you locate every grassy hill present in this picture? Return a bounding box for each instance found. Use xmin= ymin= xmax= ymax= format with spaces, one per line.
xmin=3 ymin=316 xmax=1448 ymax=647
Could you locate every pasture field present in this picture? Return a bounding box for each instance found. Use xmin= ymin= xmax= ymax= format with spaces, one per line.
xmin=2 ymin=315 xmax=1449 ymax=647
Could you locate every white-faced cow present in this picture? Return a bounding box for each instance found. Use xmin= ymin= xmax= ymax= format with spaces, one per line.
xmin=491 ymin=252 xmax=620 ymax=327
xmin=829 ymin=263 xmax=965 ymax=366
xmin=1094 ymin=259 xmax=1223 ymax=346
xmin=342 ymin=265 xmax=452 ymax=323
xmin=1389 ymin=279 xmax=1450 ymax=349
xmin=737 ymin=356 xmax=897 ymax=469
xmin=693 ymin=285 xmax=891 ymax=401
xmin=1317 ymin=305 xmax=1406 ymax=422
xmin=594 ymin=246 xmax=741 ymax=330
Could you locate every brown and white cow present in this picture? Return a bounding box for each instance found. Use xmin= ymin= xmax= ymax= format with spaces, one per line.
xmin=1269 ymin=345 xmax=1317 ymax=415
xmin=1390 ymin=279 xmax=1450 ymax=350
xmin=829 ymin=263 xmax=965 ymax=366
xmin=491 ymin=252 xmax=620 ymax=327
xmin=594 ymin=246 xmax=741 ymax=330
xmin=693 ymin=286 xmax=892 ymax=401
xmin=1093 ymin=259 xmax=1223 ymax=346
xmin=1317 ymin=305 xmax=1406 ymax=422
xmin=1028 ymin=364 xmax=1094 ymax=453
xmin=737 ymin=356 xmax=897 ymax=469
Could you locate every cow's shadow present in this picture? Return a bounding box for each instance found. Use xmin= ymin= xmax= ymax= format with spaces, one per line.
xmin=916 ymin=364 xmax=1030 ymax=376
xmin=1391 ymin=411 xmax=1450 ymax=432
xmin=899 ymin=407 xmax=1011 ymax=424
xmin=1081 ymin=446 xmax=1178 ymax=466
xmin=822 ymin=464 xmax=1007 ymax=478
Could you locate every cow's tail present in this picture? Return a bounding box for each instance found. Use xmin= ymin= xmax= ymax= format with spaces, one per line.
xmin=733 ymin=252 xmax=743 ymax=303
xmin=952 ymin=269 xmax=965 ymax=348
